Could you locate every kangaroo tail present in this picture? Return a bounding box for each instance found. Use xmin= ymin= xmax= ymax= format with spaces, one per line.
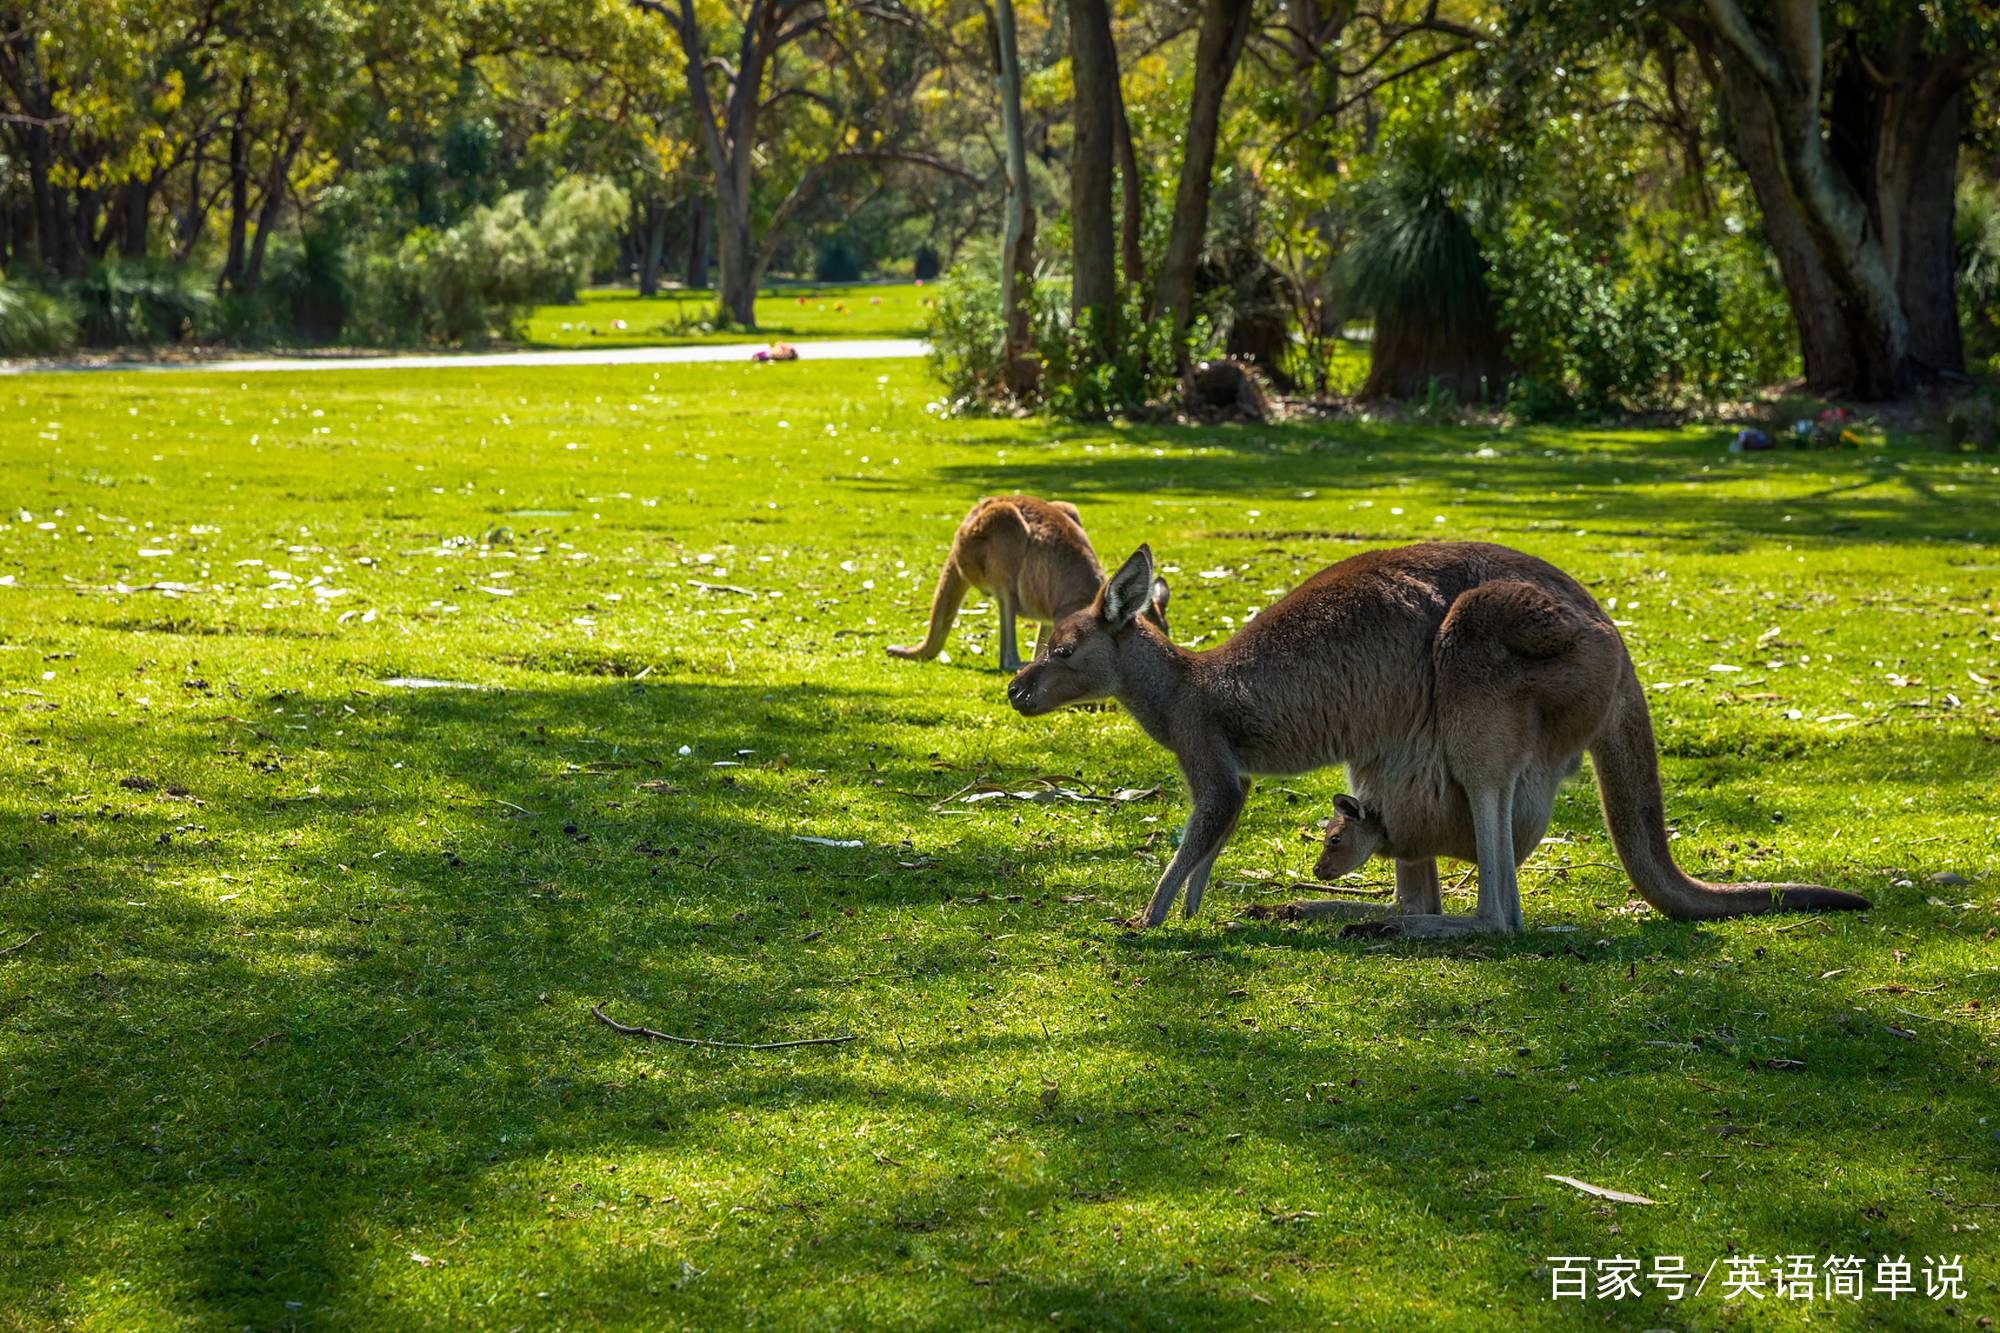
xmin=1589 ymin=663 xmax=1869 ymax=918
xmin=885 ymin=559 xmax=968 ymax=661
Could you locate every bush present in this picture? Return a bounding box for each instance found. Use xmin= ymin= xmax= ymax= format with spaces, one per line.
xmin=1491 ymin=226 xmax=1793 ymax=415
xmin=537 ymin=177 xmax=630 ymax=300
xmin=1034 ymin=291 xmax=1189 ymax=422
xmin=1958 ymin=173 xmax=2000 ymax=375
xmin=66 ymin=261 xmax=214 ymax=347
xmin=0 ymin=280 xmax=80 ymax=357
xmin=349 ymin=177 xmax=629 ymax=345
xmin=926 ymin=253 xmax=1201 ymax=420
xmin=926 ymin=256 xmax=1013 ymax=407
xmin=814 ymin=238 xmax=864 ymax=283
xmin=265 ymin=227 xmax=352 ymax=343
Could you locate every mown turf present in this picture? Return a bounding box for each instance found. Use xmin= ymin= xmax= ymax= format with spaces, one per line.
xmin=521 ymin=283 xmax=932 ymax=348
xmin=1 ymin=361 xmax=1997 ymax=1330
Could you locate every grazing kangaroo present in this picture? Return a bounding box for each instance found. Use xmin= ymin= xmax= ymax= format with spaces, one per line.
xmin=888 ymin=495 xmax=1168 ymax=671
xmin=1007 ymin=541 xmax=1869 ymax=936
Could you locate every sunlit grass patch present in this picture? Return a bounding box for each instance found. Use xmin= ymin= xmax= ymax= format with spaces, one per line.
xmin=1 ymin=360 xmax=1996 ymax=1328
xmin=521 ymin=282 xmax=933 ymax=348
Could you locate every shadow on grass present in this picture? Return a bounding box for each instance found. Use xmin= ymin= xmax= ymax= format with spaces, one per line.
xmin=925 ymin=421 xmax=2000 ymax=551
xmin=0 ymin=675 xmax=1991 ymax=1325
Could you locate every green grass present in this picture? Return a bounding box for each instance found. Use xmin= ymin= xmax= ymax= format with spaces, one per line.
xmin=521 ymin=283 xmax=933 ymax=348
xmin=2 ymin=360 xmax=1997 ymax=1330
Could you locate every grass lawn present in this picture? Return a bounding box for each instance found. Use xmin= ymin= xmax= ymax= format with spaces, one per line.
xmin=2 ymin=359 xmax=1998 ymax=1329
xmin=520 ymin=283 xmax=933 ymax=348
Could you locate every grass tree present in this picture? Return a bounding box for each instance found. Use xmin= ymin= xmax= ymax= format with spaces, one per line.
xmin=1345 ymin=144 xmax=1508 ymax=402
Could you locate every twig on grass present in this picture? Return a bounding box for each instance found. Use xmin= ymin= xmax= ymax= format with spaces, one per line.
xmin=591 ymin=1003 xmax=859 ymax=1051
xmin=0 ymin=931 xmax=40 ymax=956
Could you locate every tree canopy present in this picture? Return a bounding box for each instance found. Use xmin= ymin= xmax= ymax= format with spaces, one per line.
xmin=3 ymin=0 xmax=1997 ymax=405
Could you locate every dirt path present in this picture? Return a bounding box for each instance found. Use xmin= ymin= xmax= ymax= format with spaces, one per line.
xmin=0 ymin=337 xmax=929 ymax=377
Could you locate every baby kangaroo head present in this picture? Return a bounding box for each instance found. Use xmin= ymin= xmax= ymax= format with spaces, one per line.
xmin=1008 ymin=544 xmax=1158 ymax=717
xmin=1314 ymin=793 xmax=1386 ymax=880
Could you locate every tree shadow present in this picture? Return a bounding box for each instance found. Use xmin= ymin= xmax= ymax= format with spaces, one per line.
xmin=1 ymin=673 xmax=1990 ymax=1326
xmin=926 ymin=420 xmax=1999 ymax=550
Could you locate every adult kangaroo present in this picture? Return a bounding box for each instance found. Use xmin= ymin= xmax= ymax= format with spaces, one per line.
xmin=888 ymin=495 xmax=1167 ymax=671
xmin=1006 ymin=541 xmax=1869 ymax=936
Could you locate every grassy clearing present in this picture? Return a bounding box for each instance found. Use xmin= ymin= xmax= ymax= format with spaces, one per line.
xmin=1 ymin=360 xmax=1998 ymax=1330
xmin=520 ymin=283 xmax=933 ymax=348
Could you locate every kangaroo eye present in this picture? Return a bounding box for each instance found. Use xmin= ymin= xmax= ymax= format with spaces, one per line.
xmin=1052 ymin=644 xmax=1074 ymax=659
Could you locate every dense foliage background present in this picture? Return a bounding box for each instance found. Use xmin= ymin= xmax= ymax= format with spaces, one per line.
xmin=3 ymin=0 xmax=1997 ymax=413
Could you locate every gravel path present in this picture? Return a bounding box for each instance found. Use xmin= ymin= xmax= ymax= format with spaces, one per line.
xmin=0 ymin=337 xmax=929 ymax=376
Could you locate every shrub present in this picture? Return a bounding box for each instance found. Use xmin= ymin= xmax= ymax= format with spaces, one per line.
xmin=349 ymin=177 xmax=629 ymax=345
xmin=926 ymin=252 xmax=1203 ymax=420
xmin=1491 ymin=226 xmax=1793 ymax=416
xmin=537 ymin=177 xmax=630 ymax=299
xmin=0 ymin=280 xmax=80 ymax=357
xmin=265 ymin=227 xmax=353 ymax=343
xmin=1034 ymin=291 xmax=1190 ymax=422
xmin=66 ymin=261 xmax=214 ymax=347
xmin=926 ymin=255 xmax=1012 ymax=408
xmin=814 ymin=238 xmax=864 ymax=283
xmin=1959 ymin=173 xmax=2000 ymax=375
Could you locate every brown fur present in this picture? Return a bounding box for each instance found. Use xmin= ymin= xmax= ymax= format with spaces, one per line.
xmin=888 ymin=496 xmax=1167 ymax=671
xmin=1314 ymin=794 xmax=1386 ymax=882
xmin=1008 ymin=540 xmax=1869 ymax=935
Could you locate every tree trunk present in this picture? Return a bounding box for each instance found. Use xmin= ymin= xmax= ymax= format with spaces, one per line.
xmin=178 ymin=137 xmax=207 ymax=262
xmin=714 ymin=198 xmax=758 ymax=327
xmin=992 ymin=0 xmax=1039 ymax=394
xmin=639 ymin=203 xmax=666 ymax=296
xmin=218 ymin=78 xmax=251 ymax=294
xmin=1065 ymin=0 xmax=1120 ymax=350
xmin=1886 ymin=84 xmax=1963 ymax=372
xmin=241 ymin=129 xmax=301 ymax=297
xmin=1706 ymin=47 xmax=1855 ymax=389
xmin=1154 ymin=0 xmax=1254 ymax=358
xmin=118 ymin=178 xmax=151 ymax=258
xmin=686 ymin=195 xmax=711 ymax=289
xmin=1113 ymin=88 xmax=1142 ymax=292
xmin=1680 ymin=5 xmax=1977 ymax=399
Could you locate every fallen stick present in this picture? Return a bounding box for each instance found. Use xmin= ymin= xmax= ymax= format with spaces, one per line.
xmin=0 ymin=931 xmax=40 ymax=956
xmin=1287 ymin=879 xmax=1393 ymax=899
xmin=590 ymin=1003 xmax=858 ymax=1051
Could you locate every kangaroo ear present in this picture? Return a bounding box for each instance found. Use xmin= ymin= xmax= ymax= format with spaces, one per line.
xmin=1101 ymin=545 xmax=1155 ymax=628
xmin=1333 ymin=794 xmax=1364 ymax=819
xmin=1149 ymin=576 xmax=1170 ymax=617
xmin=1054 ymin=500 xmax=1082 ymax=524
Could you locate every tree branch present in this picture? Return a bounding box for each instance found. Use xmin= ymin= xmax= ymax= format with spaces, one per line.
xmin=1701 ymin=0 xmax=1787 ymax=89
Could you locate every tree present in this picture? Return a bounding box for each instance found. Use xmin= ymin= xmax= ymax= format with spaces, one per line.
xmin=631 ymin=0 xmax=974 ymax=328
xmin=1154 ymin=0 xmax=1255 ymax=356
xmin=1064 ymin=0 xmax=1119 ymax=349
xmin=990 ymin=0 xmax=1036 ymax=392
xmin=1666 ymin=0 xmax=1997 ymax=397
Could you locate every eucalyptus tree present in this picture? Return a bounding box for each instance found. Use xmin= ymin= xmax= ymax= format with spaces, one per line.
xmin=1661 ymin=0 xmax=1998 ymax=396
xmin=630 ymin=0 xmax=975 ymax=327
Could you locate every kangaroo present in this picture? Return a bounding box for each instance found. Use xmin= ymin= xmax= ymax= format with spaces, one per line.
xmin=1006 ymin=541 xmax=1870 ymax=936
xmin=888 ymin=495 xmax=1168 ymax=671
xmin=1314 ymin=794 xmax=1388 ymax=882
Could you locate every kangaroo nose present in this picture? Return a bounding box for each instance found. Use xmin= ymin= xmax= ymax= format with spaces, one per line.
xmin=1006 ymin=679 xmax=1030 ymax=710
